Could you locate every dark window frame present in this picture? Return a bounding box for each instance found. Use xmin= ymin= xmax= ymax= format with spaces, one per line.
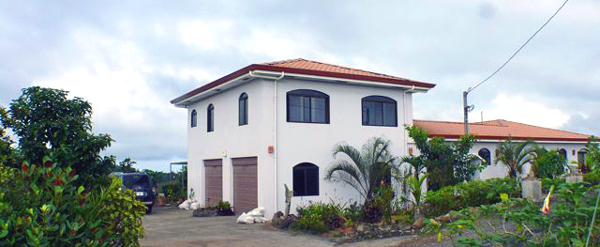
xmin=361 ymin=96 xmax=397 ymax=127
xmin=191 ymin=109 xmax=197 ymax=128
xmin=207 ymin=104 xmax=214 ymax=132
xmin=239 ymin=93 xmax=248 ymax=126
xmin=286 ymin=89 xmax=330 ymax=124
xmin=558 ymin=148 xmax=567 ymax=161
xmin=293 ymin=163 xmax=319 ymax=196
xmin=478 ymin=148 xmax=491 ymax=165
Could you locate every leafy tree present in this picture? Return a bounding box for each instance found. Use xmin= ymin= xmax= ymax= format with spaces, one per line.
xmin=530 ymin=146 xmax=566 ymax=179
xmin=0 ymin=87 xmax=114 ymax=187
xmin=325 ymin=137 xmax=398 ymax=203
xmin=495 ymin=138 xmax=535 ymax=178
xmin=583 ymin=136 xmax=600 ymax=173
xmin=405 ymin=125 xmax=480 ymax=191
xmin=115 ymin=157 xmax=138 ymax=172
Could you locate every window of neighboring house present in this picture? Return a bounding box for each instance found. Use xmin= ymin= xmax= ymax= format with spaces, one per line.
xmin=239 ymin=93 xmax=248 ymax=126
xmin=578 ymin=149 xmax=587 ymax=165
xmin=191 ymin=109 xmax=197 ymax=128
xmin=362 ymin=96 xmax=397 ymax=127
xmin=478 ymin=148 xmax=491 ymax=165
xmin=207 ymin=104 xmax=214 ymax=132
xmin=559 ymin=149 xmax=567 ymax=161
xmin=293 ymin=163 xmax=319 ymax=196
xmin=287 ymin=89 xmax=329 ymax=124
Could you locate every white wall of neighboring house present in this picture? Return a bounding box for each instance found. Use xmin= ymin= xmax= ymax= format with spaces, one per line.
xmin=185 ymin=76 xmax=417 ymax=217
xmin=408 ymin=140 xmax=588 ymax=181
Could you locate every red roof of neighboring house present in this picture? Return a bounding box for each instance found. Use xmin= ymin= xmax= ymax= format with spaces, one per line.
xmin=413 ymin=119 xmax=592 ymax=142
xmin=171 ymin=58 xmax=435 ymax=105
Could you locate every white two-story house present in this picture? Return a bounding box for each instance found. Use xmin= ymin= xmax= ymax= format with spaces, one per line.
xmin=171 ymin=58 xmax=435 ymax=216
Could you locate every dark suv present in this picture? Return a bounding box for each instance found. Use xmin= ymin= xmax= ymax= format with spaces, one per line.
xmin=112 ymin=172 xmax=157 ymax=213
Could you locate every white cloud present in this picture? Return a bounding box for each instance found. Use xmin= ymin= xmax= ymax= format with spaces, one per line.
xmin=179 ymin=20 xmax=234 ymax=50
xmin=477 ymin=93 xmax=569 ymax=128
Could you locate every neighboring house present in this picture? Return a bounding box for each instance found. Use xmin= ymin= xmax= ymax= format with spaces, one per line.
xmin=171 ymin=58 xmax=435 ymax=216
xmin=412 ymin=119 xmax=593 ymax=179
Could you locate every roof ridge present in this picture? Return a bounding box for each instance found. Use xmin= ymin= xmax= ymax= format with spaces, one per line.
xmin=264 ymin=58 xmax=418 ymax=82
xmin=495 ymin=119 xmax=591 ymax=137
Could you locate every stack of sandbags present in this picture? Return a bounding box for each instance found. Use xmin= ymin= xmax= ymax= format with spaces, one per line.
xmin=236 ymin=206 xmax=268 ymax=224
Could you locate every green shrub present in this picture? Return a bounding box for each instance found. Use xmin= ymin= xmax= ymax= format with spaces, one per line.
xmin=162 ymin=182 xmax=185 ymax=204
xmin=542 ymin=177 xmax=565 ymax=192
xmin=214 ymin=200 xmax=234 ymax=216
xmin=0 ymin=159 xmax=145 ymax=246
xmin=427 ymin=182 xmax=600 ymax=246
xmin=292 ymin=203 xmax=345 ymax=234
xmin=584 ymin=172 xmax=600 ymax=184
xmin=423 ymin=177 xmax=519 ymax=218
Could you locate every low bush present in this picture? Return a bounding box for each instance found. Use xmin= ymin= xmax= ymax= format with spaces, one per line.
xmin=426 ymin=182 xmax=600 ymax=246
xmin=162 ymin=182 xmax=186 ymax=204
xmin=0 ymin=159 xmax=146 ymax=246
xmin=584 ymin=172 xmax=600 ymax=185
xmin=215 ymin=200 xmax=234 ymax=216
xmin=292 ymin=203 xmax=345 ymax=234
xmin=423 ymin=177 xmax=519 ymax=218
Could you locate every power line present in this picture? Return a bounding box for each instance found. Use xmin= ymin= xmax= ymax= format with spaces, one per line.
xmin=463 ymin=0 xmax=571 ymax=134
xmin=467 ymin=0 xmax=571 ymax=93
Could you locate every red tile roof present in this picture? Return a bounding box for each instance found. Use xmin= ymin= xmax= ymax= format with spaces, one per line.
xmin=171 ymin=58 xmax=435 ymax=105
xmin=413 ymin=119 xmax=592 ymax=142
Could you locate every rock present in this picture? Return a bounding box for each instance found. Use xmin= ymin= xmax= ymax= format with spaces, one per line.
xmin=356 ymin=223 xmax=366 ymax=232
xmin=412 ymin=218 xmax=425 ymax=229
xmin=280 ymin=214 xmax=298 ymax=229
xmin=192 ymin=208 xmax=218 ymax=217
xmin=271 ymin=211 xmax=284 ymax=223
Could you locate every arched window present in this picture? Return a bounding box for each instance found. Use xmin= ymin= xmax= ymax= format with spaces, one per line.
xmin=558 ymin=149 xmax=567 ymax=161
xmin=293 ymin=163 xmax=319 ymax=196
xmin=478 ymin=148 xmax=491 ymax=165
xmin=362 ymin=96 xmax=397 ymax=126
xmin=287 ymin=89 xmax=329 ymax=124
xmin=207 ymin=104 xmax=214 ymax=132
xmin=239 ymin=93 xmax=248 ymax=126
xmin=578 ymin=149 xmax=588 ymax=165
xmin=191 ymin=110 xmax=197 ymax=128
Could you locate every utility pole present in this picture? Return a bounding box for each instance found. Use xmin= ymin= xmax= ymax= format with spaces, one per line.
xmin=463 ymin=89 xmax=474 ymax=135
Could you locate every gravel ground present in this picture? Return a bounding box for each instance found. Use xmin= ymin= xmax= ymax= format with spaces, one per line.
xmin=141 ymin=206 xmax=423 ymax=247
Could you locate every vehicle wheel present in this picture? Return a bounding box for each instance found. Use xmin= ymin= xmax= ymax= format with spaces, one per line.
xmin=146 ymin=205 xmax=153 ymax=214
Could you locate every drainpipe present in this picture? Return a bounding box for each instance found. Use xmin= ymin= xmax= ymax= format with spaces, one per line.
xmin=403 ymin=85 xmax=416 ymax=154
xmin=249 ymin=70 xmax=284 ymax=212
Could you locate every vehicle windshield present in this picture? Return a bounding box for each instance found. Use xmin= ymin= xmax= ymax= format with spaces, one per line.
xmin=122 ymin=174 xmax=151 ymax=189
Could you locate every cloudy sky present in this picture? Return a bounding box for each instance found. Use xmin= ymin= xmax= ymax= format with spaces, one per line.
xmin=1 ymin=0 xmax=598 ymax=171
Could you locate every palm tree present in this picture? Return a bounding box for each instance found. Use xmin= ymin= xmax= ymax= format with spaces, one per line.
xmin=325 ymin=137 xmax=398 ymax=202
xmin=495 ymin=138 xmax=535 ymax=178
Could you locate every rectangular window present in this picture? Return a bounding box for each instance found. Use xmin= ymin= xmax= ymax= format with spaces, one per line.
xmin=362 ymin=96 xmax=397 ymax=127
xmin=287 ymin=93 xmax=329 ymax=123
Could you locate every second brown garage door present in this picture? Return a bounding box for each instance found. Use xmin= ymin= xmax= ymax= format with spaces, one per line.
xmin=204 ymin=159 xmax=222 ymax=206
xmin=232 ymin=157 xmax=258 ymax=214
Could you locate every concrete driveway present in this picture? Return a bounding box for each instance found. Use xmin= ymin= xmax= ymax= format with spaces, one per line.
xmin=141 ymin=206 xmax=419 ymax=247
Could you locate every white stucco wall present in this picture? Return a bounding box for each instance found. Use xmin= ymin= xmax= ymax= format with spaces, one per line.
xmin=275 ymin=79 xmax=413 ymax=215
xmin=186 ymin=78 xmax=277 ymax=216
xmin=185 ymin=77 xmax=417 ymax=217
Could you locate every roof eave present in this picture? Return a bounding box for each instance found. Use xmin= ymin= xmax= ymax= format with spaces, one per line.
xmin=171 ymin=64 xmax=436 ymax=106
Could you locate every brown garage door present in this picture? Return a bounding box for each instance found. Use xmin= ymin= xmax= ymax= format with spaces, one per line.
xmin=204 ymin=159 xmax=222 ymax=206
xmin=232 ymin=157 xmax=258 ymax=214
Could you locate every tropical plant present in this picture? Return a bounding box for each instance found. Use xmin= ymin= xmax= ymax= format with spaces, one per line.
xmin=405 ymin=173 xmax=428 ymax=220
xmin=530 ymin=146 xmax=566 ymax=179
xmin=425 ymin=182 xmax=600 ymax=246
xmin=0 ymin=159 xmax=145 ymax=246
xmin=0 ymin=87 xmax=114 ymax=187
xmin=325 ymin=137 xmax=398 ymax=203
xmin=495 ymin=138 xmax=535 ymax=179
xmin=583 ymin=137 xmax=600 ymax=173
xmin=405 ymin=125 xmax=480 ymax=191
